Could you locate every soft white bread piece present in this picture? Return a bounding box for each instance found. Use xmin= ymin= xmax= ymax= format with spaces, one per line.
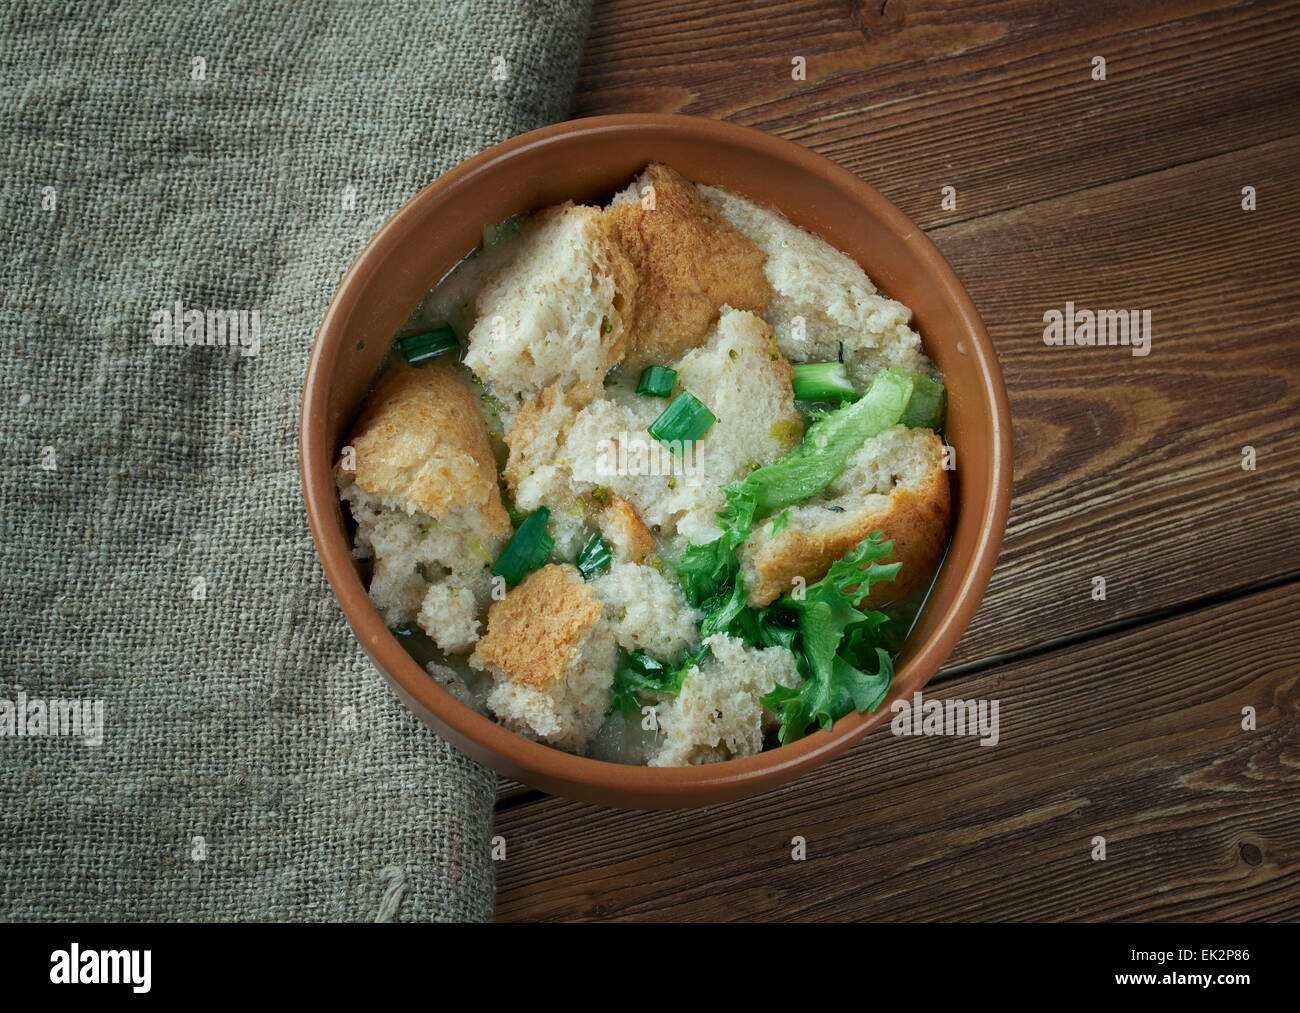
xmin=738 ymin=424 xmax=950 ymax=608
xmin=337 ymin=482 xmax=501 ymax=653
xmin=603 ymin=164 xmax=770 ymax=374
xmin=591 ymin=561 xmax=700 ymax=661
xmin=503 ymin=384 xmax=581 ymax=501
xmin=562 ymin=394 xmax=669 ymax=519
xmin=649 ymin=634 xmax=802 ymax=767
xmin=697 ymin=184 xmax=928 ymax=386
xmin=557 ymin=307 xmax=802 ymax=541
xmin=471 ymin=564 xmax=617 ymax=753
xmin=504 ymin=385 xmax=672 ymax=553
xmin=607 ymin=179 xmax=639 ymax=209
xmin=668 ymin=307 xmax=804 ymax=538
xmin=499 ymin=383 xmax=592 ymax=562
xmin=596 ymin=494 xmax=655 ymax=564
xmin=464 ymin=201 xmax=637 ymax=409
xmin=416 ymin=585 xmax=483 ymax=657
xmin=336 ymin=360 xmax=511 ymax=653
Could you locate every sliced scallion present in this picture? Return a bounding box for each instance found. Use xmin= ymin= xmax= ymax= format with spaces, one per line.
xmin=636 ymin=365 xmax=677 ymax=398
xmin=576 ymin=532 xmax=612 ymax=579
xmin=792 ymin=361 xmax=858 ymax=402
xmin=399 ymin=325 xmax=459 ymax=365
xmin=528 ymin=533 xmax=554 ymax=571
xmin=490 ymin=506 xmax=551 ymax=586
xmin=648 ymin=390 xmax=716 ymax=449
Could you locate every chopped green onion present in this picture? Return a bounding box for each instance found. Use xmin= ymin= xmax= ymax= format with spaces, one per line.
xmin=898 ymin=369 xmax=947 ymax=430
xmin=399 ymin=325 xmax=459 ymax=365
xmin=648 ymin=390 xmax=716 ymax=449
xmin=490 ymin=506 xmax=551 ymax=586
xmin=481 ymin=213 xmax=524 ymax=249
xmin=792 ymin=361 xmax=858 ymax=401
xmin=636 ymin=365 xmax=677 ymax=398
xmin=576 ymin=532 xmax=612 ymax=579
xmin=528 ymin=533 xmax=554 ymax=570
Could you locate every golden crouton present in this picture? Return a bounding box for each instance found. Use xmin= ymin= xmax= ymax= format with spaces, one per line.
xmin=340 ymin=360 xmax=511 ymax=534
xmin=741 ymin=427 xmax=951 ymax=608
xmin=472 ymin=563 xmax=617 ymax=752
xmin=597 ymin=495 xmax=655 ymax=564
xmin=473 ymin=564 xmax=605 ymax=689
xmin=604 ymin=163 xmax=771 ymax=373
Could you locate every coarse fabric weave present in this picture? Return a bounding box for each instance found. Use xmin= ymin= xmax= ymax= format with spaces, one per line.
xmin=0 ymin=0 xmax=592 ymax=922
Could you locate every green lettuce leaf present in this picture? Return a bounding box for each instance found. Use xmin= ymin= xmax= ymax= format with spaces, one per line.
xmin=726 ymin=366 xmax=913 ymax=517
xmin=759 ymin=531 xmax=902 ymax=744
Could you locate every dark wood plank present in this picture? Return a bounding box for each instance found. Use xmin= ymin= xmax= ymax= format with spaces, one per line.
xmin=577 ymin=25 xmax=1300 ymax=667
xmin=573 ymin=0 xmax=1300 ymax=231
xmin=497 ymin=778 xmax=537 ymax=802
xmin=494 ymin=579 xmax=1300 ymax=920
xmin=937 ymin=133 xmax=1300 ymax=665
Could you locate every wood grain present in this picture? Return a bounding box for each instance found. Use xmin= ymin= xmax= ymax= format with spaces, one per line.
xmin=573 ymin=0 xmax=1300 ymax=230
xmin=938 ymin=132 xmax=1300 ymax=666
xmin=495 ymin=579 xmax=1300 ymax=921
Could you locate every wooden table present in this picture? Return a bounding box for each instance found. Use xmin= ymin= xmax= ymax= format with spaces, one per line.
xmin=494 ymin=0 xmax=1300 ymax=920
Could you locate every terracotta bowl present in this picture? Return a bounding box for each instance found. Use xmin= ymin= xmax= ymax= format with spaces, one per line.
xmin=300 ymin=113 xmax=1012 ymax=809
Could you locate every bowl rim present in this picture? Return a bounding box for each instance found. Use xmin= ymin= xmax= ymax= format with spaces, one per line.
xmin=300 ymin=113 xmax=1013 ymax=808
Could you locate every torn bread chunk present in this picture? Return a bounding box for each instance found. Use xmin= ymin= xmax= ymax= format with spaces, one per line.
xmin=471 ymin=564 xmax=617 ymax=753
xmin=667 ymin=307 xmax=804 ymax=539
xmin=337 ymin=492 xmax=500 ymax=653
xmin=556 ymin=307 xmax=802 ymax=541
xmin=503 ymin=384 xmax=583 ymax=515
xmin=342 ymin=360 xmax=511 ymax=527
xmin=738 ymin=424 xmax=950 ymax=608
xmin=604 ymin=164 xmax=770 ymax=374
xmin=464 ymin=202 xmax=637 ymax=411
xmin=500 ymin=383 xmax=592 ymax=562
xmin=697 ymin=184 xmax=928 ymax=387
xmin=336 ymin=360 xmax=512 ymax=653
xmin=591 ymin=561 xmax=700 ymax=661
xmin=500 ymin=312 xmax=802 ymax=552
xmin=596 ymin=495 xmax=655 ymax=564
xmin=649 ymin=634 xmax=802 ymax=767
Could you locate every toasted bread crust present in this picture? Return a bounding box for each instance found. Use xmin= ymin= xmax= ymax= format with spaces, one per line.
xmin=342 ymin=360 xmax=510 ymax=534
xmin=746 ymin=453 xmax=951 ymax=608
xmin=473 ymin=564 xmax=604 ymax=688
xmin=503 ymin=384 xmax=581 ymax=494
xmin=598 ymin=495 xmax=655 ymax=564
xmin=604 ymin=164 xmax=771 ymax=373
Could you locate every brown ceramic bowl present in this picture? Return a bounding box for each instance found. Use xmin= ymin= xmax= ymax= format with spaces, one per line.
xmin=301 ymin=113 xmax=1012 ymax=809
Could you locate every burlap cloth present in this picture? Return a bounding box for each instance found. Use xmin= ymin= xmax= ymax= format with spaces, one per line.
xmin=0 ymin=0 xmax=592 ymax=922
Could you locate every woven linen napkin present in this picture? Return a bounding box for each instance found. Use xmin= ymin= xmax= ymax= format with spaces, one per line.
xmin=0 ymin=0 xmax=592 ymax=922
